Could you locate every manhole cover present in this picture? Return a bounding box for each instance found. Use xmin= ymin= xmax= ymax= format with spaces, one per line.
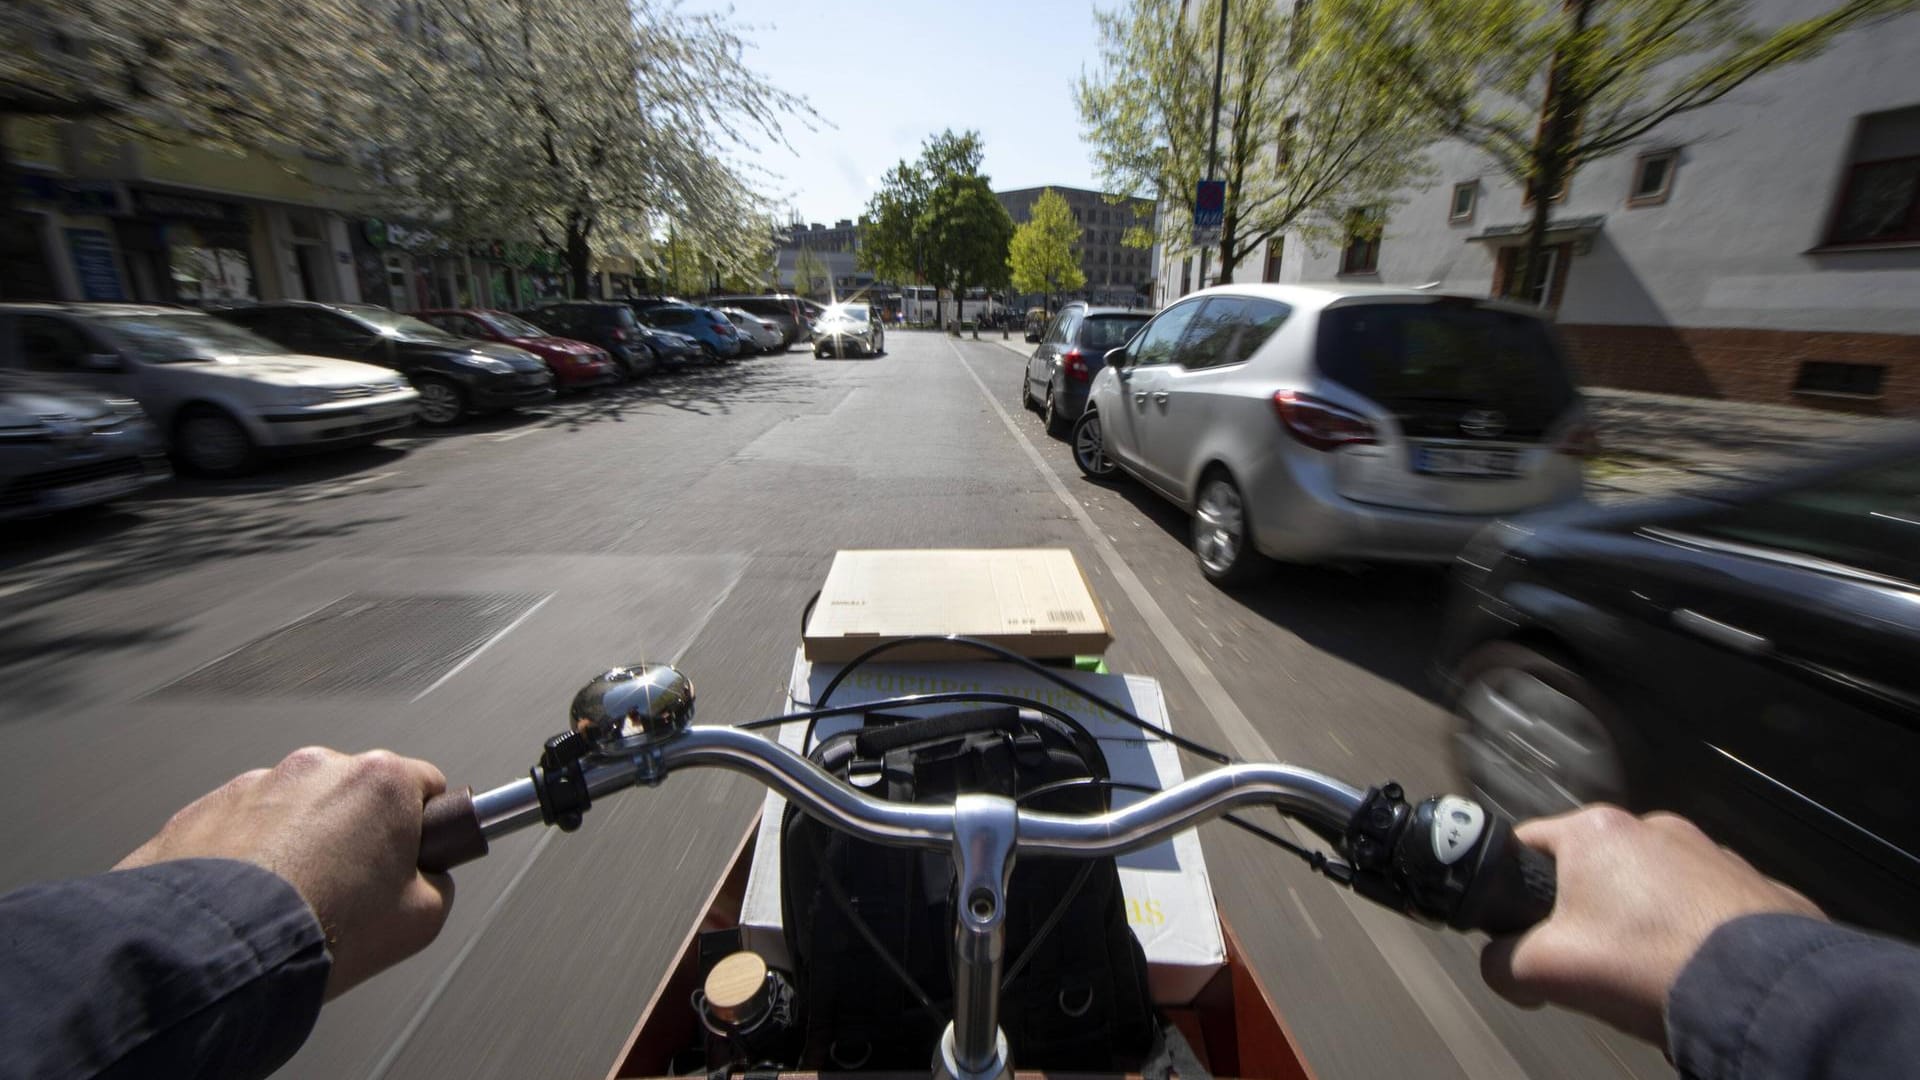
xmin=157 ymin=593 xmax=547 ymax=698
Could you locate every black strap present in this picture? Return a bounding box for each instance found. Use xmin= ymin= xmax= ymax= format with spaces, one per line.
xmin=855 ymin=706 xmax=1022 ymax=755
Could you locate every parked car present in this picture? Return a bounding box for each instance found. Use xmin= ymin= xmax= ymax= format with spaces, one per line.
xmin=217 ymin=302 xmax=550 ymax=428
xmin=1024 ymin=307 xmax=1050 ymax=342
xmin=1070 ymin=285 xmax=1591 ymax=585
xmin=637 ymin=325 xmax=704 ymax=368
xmin=637 ymin=305 xmax=740 ymax=361
xmin=1020 ymin=304 xmax=1151 ymax=436
xmin=719 ymin=307 xmax=783 ymax=354
xmin=517 ymin=302 xmax=656 ymax=378
xmin=1437 ymin=440 xmax=1920 ymax=936
xmin=416 ymin=309 xmax=617 ymax=391
xmin=811 ymin=302 xmax=884 ymax=358
xmin=0 ymin=372 xmax=169 ymax=518
xmin=708 ymin=294 xmax=812 ymax=347
xmin=0 ymin=303 xmax=419 ymax=474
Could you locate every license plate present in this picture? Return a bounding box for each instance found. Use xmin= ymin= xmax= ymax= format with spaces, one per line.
xmin=1414 ymin=446 xmax=1520 ymax=478
xmin=46 ymin=476 xmax=138 ymax=508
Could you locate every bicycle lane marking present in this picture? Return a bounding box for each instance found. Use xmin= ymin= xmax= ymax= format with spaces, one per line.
xmin=947 ymin=336 xmax=1529 ymax=1080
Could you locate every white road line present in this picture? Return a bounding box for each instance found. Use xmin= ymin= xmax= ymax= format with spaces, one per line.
xmin=1286 ymin=886 xmax=1324 ymax=941
xmin=409 ymin=593 xmax=555 ymax=702
xmin=1328 ymin=730 xmax=1355 ymax=757
xmin=948 ymin=337 xmax=1529 ymax=1080
xmin=291 ymin=470 xmax=398 ymax=503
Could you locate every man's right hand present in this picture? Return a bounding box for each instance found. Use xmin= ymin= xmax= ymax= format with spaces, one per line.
xmin=1480 ymin=805 xmax=1824 ymax=1045
xmin=116 ymin=747 xmax=454 ymax=999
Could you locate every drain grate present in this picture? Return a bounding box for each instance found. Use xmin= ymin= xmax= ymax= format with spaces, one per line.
xmin=158 ymin=593 xmax=546 ymax=698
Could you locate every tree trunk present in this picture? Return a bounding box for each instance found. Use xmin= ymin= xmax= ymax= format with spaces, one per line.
xmin=565 ymin=217 xmax=593 ymax=300
xmin=1217 ymin=201 xmax=1238 ymax=285
xmin=1520 ymin=0 xmax=1595 ymax=306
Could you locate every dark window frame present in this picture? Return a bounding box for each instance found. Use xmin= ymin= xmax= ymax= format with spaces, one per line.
xmin=1449 ymin=181 xmax=1478 ymax=224
xmin=1825 ymin=153 xmax=1920 ymax=246
xmin=1627 ymin=149 xmax=1679 ymax=207
xmin=1339 ymin=207 xmax=1384 ymax=275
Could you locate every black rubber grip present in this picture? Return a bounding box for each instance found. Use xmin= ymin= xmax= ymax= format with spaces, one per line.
xmin=419 ymin=787 xmax=489 ymax=872
xmin=1452 ymin=816 xmax=1557 ymax=935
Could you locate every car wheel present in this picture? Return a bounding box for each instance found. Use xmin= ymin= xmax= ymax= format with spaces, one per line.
xmin=1192 ymin=470 xmax=1271 ymax=587
xmin=175 ymin=406 xmax=255 ymax=477
xmin=1043 ymin=385 xmax=1067 ymax=437
xmin=414 ymin=377 xmax=466 ymax=427
xmin=1071 ymin=410 xmax=1117 ymax=480
xmin=1019 ymin=369 xmax=1037 ymax=411
xmin=1451 ymin=642 xmax=1634 ymax=822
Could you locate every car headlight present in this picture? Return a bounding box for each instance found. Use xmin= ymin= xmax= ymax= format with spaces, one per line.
xmin=454 ymin=354 xmax=515 ymax=374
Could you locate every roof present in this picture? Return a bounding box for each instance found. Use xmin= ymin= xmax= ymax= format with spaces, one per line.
xmin=1173 ymin=281 xmax=1536 ymax=313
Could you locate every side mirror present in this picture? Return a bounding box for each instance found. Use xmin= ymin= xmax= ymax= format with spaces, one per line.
xmin=82 ymin=353 xmax=123 ymax=372
xmin=1104 ymin=347 xmax=1129 ymax=375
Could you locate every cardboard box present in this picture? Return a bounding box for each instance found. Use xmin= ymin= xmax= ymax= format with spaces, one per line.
xmin=739 ymin=651 xmax=1227 ymax=1006
xmin=802 ymin=549 xmax=1112 ymax=662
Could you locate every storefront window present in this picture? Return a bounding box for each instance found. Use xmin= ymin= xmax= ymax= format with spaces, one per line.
xmin=169 ymin=231 xmax=256 ymax=303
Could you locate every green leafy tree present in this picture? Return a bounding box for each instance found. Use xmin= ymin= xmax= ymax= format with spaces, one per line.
xmin=921 ymin=174 xmax=1015 ymax=325
xmin=792 ymin=248 xmax=829 ymax=299
xmin=859 ymin=129 xmax=987 ymax=287
xmin=1322 ymin=0 xmax=1914 ymax=299
xmin=1078 ymin=0 xmax=1430 ymax=283
xmin=1007 ymin=189 xmax=1087 ymax=311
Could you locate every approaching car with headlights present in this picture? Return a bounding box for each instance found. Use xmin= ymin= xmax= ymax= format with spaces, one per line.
xmin=811 ymin=302 xmax=884 ymax=358
xmin=0 ymin=303 xmax=419 ymax=475
xmin=1069 ymin=284 xmax=1590 ymax=585
xmin=218 ymin=302 xmax=552 ymax=427
xmin=417 ymin=308 xmax=617 ymax=391
xmin=0 ymin=372 xmax=169 ymax=518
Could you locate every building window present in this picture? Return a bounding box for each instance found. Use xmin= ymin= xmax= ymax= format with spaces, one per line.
xmin=1277 ymin=115 xmax=1299 ymax=169
xmin=1262 ymin=238 xmax=1284 ymax=283
xmin=1793 ymin=360 xmax=1887 ymax=399
xmin=1449 ymin=181 xmax=1477 ymax=223
xmin=1826 ymin=105 xmax=1920 ymax=245
xmin=1180 ymin=257 xmax=1193 ymax=296
xmin=1628 ymin=149 xmax=1679 ymax=207
xmin=1339 ymin=207 xmax=1382 ymax=275
xmin=1494 ymin=245 xmax=1564 ymax=308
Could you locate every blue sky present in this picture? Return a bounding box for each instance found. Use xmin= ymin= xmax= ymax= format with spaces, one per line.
xmin=706 ymin=0 xmax=1104 ymax=224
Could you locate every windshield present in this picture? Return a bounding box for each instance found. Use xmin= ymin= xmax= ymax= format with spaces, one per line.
xmin=479 ymin=312 xmax=547 ymax=338
xmin=1081 ymin=315 xmax=1150 ymax=351
xmin=1313 ymin=302 xmax=1577 ymax=437
xmin=100 ymin=314 xmax=284 ymax=362
xmin=338 ymin=304 xmax=462 ymax=341
xmin=825 ymin=306 xmax=869 ymax=323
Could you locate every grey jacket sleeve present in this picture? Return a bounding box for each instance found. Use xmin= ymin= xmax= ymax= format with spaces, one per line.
xmin=0 ymin=858 xmax=331 ymax=1080
xmin=1666 ymin=912 xmax=1920 ymax=1080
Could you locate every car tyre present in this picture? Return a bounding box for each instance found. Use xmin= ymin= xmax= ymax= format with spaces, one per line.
xmin=1070 ymin=410 xmax=1117 ymax=481
xmin=1192 ymin=470 xmax=1271 ymax=588
xmin=1043 ymin=385 xmax=1067 ymax=437
xmin=414 ymin=377 xmax=467 ymax=427
xmin=1451 ymin=641 xmax=1637 ymax=822
xmin=175 ymin=405 xmax=255 ymax=477
xmin=1019 ymin=369 xmax=1037 ymax=411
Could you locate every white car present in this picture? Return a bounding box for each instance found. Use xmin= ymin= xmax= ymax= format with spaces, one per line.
xmin=0 ymin=303 xmax=420 ymax=475
xmin=1071 ymin=284 xmax=1590 ymax=585
xmin=811 ymin=303 xmax=884 ymax=358
xmin=719 ymin=308 xmax=784 ymax=354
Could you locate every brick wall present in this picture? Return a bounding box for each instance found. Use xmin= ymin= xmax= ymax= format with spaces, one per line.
xmin=1558 ymin=323 xmax=1920 ymax=414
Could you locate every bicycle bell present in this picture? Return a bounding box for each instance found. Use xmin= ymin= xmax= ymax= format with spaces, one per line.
xmin=569 ymin=663 xmax=695 ymax=757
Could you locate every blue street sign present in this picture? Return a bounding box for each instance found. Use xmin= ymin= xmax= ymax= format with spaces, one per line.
xmin=1193 ymin=179 xmax=1226 ymax=230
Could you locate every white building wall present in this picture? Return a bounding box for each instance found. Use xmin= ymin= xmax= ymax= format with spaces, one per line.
xmin=1291 ymin=0 xmax=1920 ymax=338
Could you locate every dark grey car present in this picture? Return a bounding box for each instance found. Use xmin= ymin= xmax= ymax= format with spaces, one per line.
xmin=0 ymin=372 xmax=169 ymax=519
xmin=1019 ymin=305 xmax=1151 ymax=436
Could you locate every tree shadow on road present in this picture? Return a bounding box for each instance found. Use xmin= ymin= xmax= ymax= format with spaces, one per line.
xmin=1089 ymin=476 xmax=1453 ymax=702
xmin=518 ymin=357 xmax=843 ymax=428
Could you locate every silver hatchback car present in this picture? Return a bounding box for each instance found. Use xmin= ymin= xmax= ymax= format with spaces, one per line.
xmin=1071 ymin=284 xmax=1591 ymax=585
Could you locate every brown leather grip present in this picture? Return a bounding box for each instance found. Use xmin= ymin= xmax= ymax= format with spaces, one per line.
xmin=419 ymin=787 xmax=488 ymax=872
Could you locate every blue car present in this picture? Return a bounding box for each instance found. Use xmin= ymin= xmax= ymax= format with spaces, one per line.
xmin=638 ymin=325 xmax=704 ymax=368
xmin=638 ymin=305 xmax=741 ymax=361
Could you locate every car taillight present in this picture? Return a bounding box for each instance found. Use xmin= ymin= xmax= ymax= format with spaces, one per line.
xmin=1061 ymin=349 xmax=1091 ymax=382
xmin=1272 ymin=390 xmax=1377 ymax=451
xmin=612 ymin=329 xmax=628 ymax=341
xmin=1554 ymin=419 xmax=1602 ymax=457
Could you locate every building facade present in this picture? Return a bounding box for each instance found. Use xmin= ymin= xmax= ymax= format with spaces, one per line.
xmin=782 ymin=219 xmax=860 ymax=254
xmin=1257 ymin=0 xmax=1920 ymax=412
xmin=995 ymin=186 xmax=1156 ymax=308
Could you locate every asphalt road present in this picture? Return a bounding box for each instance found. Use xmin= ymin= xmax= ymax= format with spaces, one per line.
xmin=0 ymin=330 xmax=1667 ymax=1079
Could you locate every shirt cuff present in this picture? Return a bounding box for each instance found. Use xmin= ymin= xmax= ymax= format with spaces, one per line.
xmin=1665 ymin=913 xmax=1862 ymax=1079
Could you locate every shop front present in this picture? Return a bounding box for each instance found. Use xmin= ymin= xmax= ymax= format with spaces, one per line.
xmin=115 ymin=188 xmax=259 ymax=304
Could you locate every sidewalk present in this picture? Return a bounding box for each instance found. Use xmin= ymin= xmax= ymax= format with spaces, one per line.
xmin=1583 ymin=387 xmax=1916 ymax=501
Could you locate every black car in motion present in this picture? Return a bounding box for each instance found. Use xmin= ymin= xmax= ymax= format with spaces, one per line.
xmin=217 ymin=302 xmax=554 ymax=426
xmin=1438 ymin=439 xmax=1920 ymax=935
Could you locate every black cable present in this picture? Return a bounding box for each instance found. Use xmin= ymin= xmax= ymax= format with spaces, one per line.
xmin=804 ymin=819 xmax=945 ymax=1023
xmin=735 ymin=691 xmax=1100 ymax=757
xmin=796 ymin=635 xmax=1232 ymax=765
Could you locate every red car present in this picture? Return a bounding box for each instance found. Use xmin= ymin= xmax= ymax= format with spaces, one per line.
xmin=417 ymin=309 xmax=619 ymax=390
